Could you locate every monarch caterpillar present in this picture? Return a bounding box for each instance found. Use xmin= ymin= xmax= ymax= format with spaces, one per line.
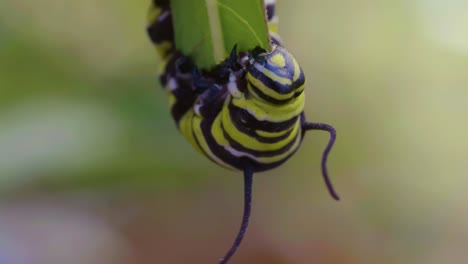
xmin=147 ymin=0 xmax=339 ymax=263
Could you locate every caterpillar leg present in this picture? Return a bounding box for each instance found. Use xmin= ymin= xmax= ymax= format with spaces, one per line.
xmin=302 ymin=122 xmax=340 ymax=200
xmin=219 ymin=164 xmax=254 ymax=264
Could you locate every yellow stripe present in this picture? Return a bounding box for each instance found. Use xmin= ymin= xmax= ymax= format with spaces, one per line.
xmin=211 ymin=103 xmax=302 ymax=164
xmin=247 ymin=83 xmax=268 ymax=102
xmin=211 ymin=108 xmax=230 ymax=147
xmin=255 ymin=64 xmax=292 ymax=86
xmin=155 ymin=41 xmax=173 ymax=59
xmin=296 ymin=84 xmax=305 ymax=94
xmin=248 ymin=73 xmax=294 ymax=101
xmin=254 ymin=128 xmax=302 ymax=164
xmin=270 ymin=53 xmax=286 ymax=68
xmin=292 ymin=58 xmax=301 ymax=82
xmin=147 ymin=4 xmax=161 ymax=25
xmin=232 ymin=93 xmax=305 ymax=122
xmin=268 ymin=22 xmax=279 ymax=35
xmin=218 ymin=103 xmax=299 ymax=152
xmin=219 ymin=122 xmax=302 ymax=164
xmin=178 ymin=110 xmax=204 ymax=156
xmin=192 ymin=113 xmax=235 ymax=170
xmin=167 ymin=91 xmax=176 ymax=108
xmin=146 ymin=3 xmax=173 ymax=59
xmin=256 ymin=128 xmax=291 ymax=138
xmin=174 ymin=98 xmax=235 ymax=170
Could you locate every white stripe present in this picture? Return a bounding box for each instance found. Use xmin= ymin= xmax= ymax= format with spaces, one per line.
xmin=269 ymin=16 xmax=279 ymax=24
xmin=227 ymin=73 xmax=241 ymax=98
xmin=194 ymin=103 xmax=202 ymax=116
xmin=168 ymin=78 xmax=178 ymax=91
xmin=269 ymin=32 xmax=283 ymax=45
xmin=158 ymin=11 xmax=170 ymax=22
xmin=224 ymin=146 xmax=262 ymax=162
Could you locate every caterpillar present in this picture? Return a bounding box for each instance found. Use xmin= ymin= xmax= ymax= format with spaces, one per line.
xmin=147 ymin=0 xmax=339 ymax=263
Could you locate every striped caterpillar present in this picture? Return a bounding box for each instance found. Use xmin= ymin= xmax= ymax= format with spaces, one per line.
xmin=147 ymin=1 xmax=339 ymax=263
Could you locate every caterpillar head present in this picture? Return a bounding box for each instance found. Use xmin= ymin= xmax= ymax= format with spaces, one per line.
xmin=247 ymin=45 xmax=305 ymax=104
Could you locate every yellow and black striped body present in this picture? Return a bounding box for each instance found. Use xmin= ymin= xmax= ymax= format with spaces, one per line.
xmin=147 ymin=0 xmax=307 ymax=172
xmin=146 ymin=1 xmax=339 ymax=262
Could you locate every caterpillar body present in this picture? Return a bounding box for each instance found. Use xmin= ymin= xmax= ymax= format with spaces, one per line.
xmin=146 ymin=0 xmax=339 ymax=263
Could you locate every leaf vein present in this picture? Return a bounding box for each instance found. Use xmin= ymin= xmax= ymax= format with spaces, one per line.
xmin=206 ymin=0 xmax=226 ymax=62
xmin=217 ymin=2 xmax=264 ymax=48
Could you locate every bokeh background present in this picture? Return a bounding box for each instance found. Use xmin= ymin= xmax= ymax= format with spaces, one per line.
xmin=1 ymin=0 xmax=467 ymax=263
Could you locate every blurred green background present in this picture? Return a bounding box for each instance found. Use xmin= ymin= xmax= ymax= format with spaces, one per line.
xmin=1 ymin=0 xmax=467 ymax=263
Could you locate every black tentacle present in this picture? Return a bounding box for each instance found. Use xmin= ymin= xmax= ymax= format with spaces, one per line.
xmin=302 ymin=122 xmax=340 ymax=200
xmin=219 ymin=164 xmax=254 ymax=264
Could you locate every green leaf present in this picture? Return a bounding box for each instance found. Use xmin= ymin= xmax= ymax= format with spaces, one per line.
xmin=172 ymin=0 xmax=271 ymax=69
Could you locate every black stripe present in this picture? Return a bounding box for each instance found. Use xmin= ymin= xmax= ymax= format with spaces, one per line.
xmin=198 ymin=114 xmax=303 ymax=172
xmin=279 ymin=50 xmax=305 ymax=90
xmin=160 ymin=51 xmax=186 ymax=86
xmin=248 ymin=81 xmax=292 ymax=104
xmin=264 ymin=51 xmax=297 ymax=83
xmin=228 ymin=103 xmax=297 ymax=132
xmin=171 ymin=81 xmax=197 ymax=124
xmin=199 ymin=115 xmax=243 ymax=168
xmin=249 ymin=54 xmax=305 ymax=96
xmin=291 ymin=70 xmax=305 ymax=90
xmin=153 ymin=0 xmax=170 ymax=8
xmin=228 ymin=104 xmax=294 ymax=143
xmin=147 ymin=9 xmax=174 ymax=46
xmin=265 ymin=4 xmax=275 ymax=21
xmin=221 ymin=121 xmax=299 ymax=158
xmin=293 ymin=90 xmax=303 ymax=98
xmin=196 ymin=88 xmax=229 ymax=120
xmin=248 ymin=66 xmax=293 ymax=95
xmin=163 ymin=53 xmax=197 ymax=124
xmin=192 ymin=121 xmax=219 ymax=166
xmin=270 ymin=35 xmax=283 ymax=46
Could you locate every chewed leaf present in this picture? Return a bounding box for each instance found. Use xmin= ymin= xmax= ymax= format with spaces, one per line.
xmin=172 ymin=0 xmax=270 ymax=70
